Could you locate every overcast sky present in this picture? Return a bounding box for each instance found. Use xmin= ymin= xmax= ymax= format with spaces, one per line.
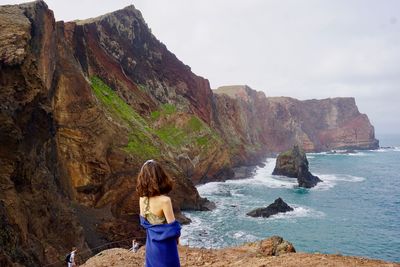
xmin=3 ymin=0 xmax=400 ymax=136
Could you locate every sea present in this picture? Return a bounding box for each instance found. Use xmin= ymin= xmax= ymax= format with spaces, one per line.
xmin=181 ymin=135 xmax=400 ymax=263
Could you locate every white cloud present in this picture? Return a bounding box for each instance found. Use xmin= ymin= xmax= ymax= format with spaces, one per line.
xmin=2 ymin=0 xmax=400 ymax=134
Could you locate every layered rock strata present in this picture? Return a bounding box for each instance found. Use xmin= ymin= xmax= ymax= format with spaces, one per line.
xmin=0 ymin=1 xmax=379 ymax=266
xmin=214 ymin=86 xmax=379 ymax=153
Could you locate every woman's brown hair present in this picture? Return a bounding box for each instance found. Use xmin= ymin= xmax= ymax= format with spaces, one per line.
xmin=136 ymin=160 xmax=173 ymax=197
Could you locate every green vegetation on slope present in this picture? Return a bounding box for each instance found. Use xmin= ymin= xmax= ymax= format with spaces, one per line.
xmin=90 ymin=77 xmax=159 ymax=158
xmin=91 ymin=77 xmax=223 ymax=157
xmin=91 ymin=77 xmax=148 ymax=128
xmin=155 ymin=115 xmax=221 ymax=149
xmin=150 ymin=103 xmax=176 ymax=120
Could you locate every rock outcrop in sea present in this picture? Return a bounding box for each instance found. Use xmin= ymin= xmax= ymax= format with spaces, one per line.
xmin=273 ymin=145 xmax=322 ymax=188
xmin=0 ymin=1 xmax=378 ymax=265
xmin=247 ymin=198 xmax=294 ymax=218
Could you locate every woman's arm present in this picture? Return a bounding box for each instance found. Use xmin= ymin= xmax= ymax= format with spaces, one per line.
xmin=139 ymin=197 xmax=143 ymax=216
xmin=161 ymin=196 xmax=176 ymax=223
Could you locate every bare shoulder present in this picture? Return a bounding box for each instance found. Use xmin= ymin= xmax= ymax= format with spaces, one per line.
xmin=159 ymin=195 xmax=172 ymax=204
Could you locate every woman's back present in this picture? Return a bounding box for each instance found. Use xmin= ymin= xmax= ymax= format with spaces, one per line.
xmin=140 ymin=196 xmax=167 ymax=225
xmin=136 ymin=160 xmax=181 ymax=267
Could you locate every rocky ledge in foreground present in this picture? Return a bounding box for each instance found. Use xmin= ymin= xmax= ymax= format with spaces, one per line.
xmin=273 ymin=145 xmax=322 ymax=188
xmin=81 ymin=236 xmax=399 ymax=267
xmin=247 ymin=198 xmax=294 ymax=218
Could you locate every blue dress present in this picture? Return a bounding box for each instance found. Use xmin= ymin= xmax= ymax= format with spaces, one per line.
xmin=140 ymin=216 xmax=181 ymax=267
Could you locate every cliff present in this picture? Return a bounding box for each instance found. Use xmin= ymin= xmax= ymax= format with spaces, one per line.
xmin=214 ymin=86 xmax=379 ymax=152
xmin=0 ymin=1 xmax=378 ymax=266
xmin=80 ymin=241 xmax=399 ymax=267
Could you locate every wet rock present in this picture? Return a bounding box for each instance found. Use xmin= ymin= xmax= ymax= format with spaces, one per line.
xmin=247 ymin=198 xmax=294 ymax=218
xmin=272 ymin=145 xmax=322 ymax=188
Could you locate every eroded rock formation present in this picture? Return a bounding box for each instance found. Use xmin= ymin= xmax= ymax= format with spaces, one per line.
xmin=247 ymin=198 xmax=294 ymax=218
xmin=272 ymin=145 xmax=322 ymax=188
xmin=214 ymin=86 xmax=379 ymax=153
xmin=0 ymin=1 xmax=378 ymax=266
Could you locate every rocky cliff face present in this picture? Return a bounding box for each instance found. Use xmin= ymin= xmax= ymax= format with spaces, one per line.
xmin=0 ymin=1 xmax=378 ymax=266
xmin=0 ymin=2 xmax=86 ymax=266
xmin=214 ymin=86 xmax=378 ymax=152
xmin=0 ymin=2 xmax=211 ymax=265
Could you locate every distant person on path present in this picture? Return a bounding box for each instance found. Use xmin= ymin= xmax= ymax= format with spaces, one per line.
xmin=66 ymin=247 xmax=77 ymax=267
xmin=136 ymin=159 xmax=181 ymax=267
xmin=131 ymin=239 xmax=140 ymax=252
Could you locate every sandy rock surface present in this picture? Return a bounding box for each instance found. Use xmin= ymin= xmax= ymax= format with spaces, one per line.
xmin=82 ymin=243 xmax=399 ymax=267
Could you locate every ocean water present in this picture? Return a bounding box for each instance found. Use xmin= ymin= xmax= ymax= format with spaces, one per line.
xmin=181 ymin=136 xmax=400 ymax=263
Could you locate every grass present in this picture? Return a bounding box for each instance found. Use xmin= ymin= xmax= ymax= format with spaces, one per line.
xmin=155 ymin=125 xmax=187 ymax=147
xmin=90 ymin=77 xmax=222 ymax=153
xmin=188 ymin=116 xmax=203 ymax=131
xmin=90 ymin=77 xmax=148 ymax=128
xmin=150 ymin=110 xmax=161 ymax=120
xmin=163 ymin=103 xmax=176 ymax=115
xmin=90 ymin=77 xmax=159 ymax=158
xmin=155 ymin=114 xmax=221 ymax=148
xmin=125 ymin=132 xmax=160 ymax=158
xmin=150 ymin=103 xmax=176 ymax=121
xmin=196 ymin=136 xmax=209 ymax=146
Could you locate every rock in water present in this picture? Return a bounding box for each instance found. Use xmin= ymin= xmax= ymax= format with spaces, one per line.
xmin=247 ymin=198 xmax=294 ymax=218
xmin=272 ymin=145 xmax=322 ymax=188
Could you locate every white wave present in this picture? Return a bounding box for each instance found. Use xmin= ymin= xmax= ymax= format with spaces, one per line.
xmin=308 ymin=151 xmax=372 ymax=156
xmin=247 ymin=204 xmax=325 ymax=222
xmin=225 ymin=159 xmax=297 ymax=189
xmin=269 ymin=205 xmax=325 ymax=220
xmin=197 ymin=181 xmax=224 ymax=195
xmin=198 ymin=159 xmax=366 ymax=196
xmin=346 ymin=152 xmax=369 ymax=156
xmin=373 ymin=146 xmax=400 ymax=152
xmin=321 ymin=174 xmax=365 ymax=182
xmin=307 ymin=152 xmax=328 ymax=156
xmin=313 ymin=174 xmax=365 ymax=191
xmin=196 ymin=159 xmax=278 ymax=194
xmin=373 ymin=148 xmax=389 ymax=152
xmin=180 ymin=215 xmax=213 ymax=246
xmin=230 ymin=231 xmax=258 ymax=243
xmin=230 ymin=189 xmax=245 ymax=197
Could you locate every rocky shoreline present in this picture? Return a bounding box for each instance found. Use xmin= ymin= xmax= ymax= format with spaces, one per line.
xmin=81 ymin=237 xmax=400 ymax=267
xmin=0 ymin=1 xmax=380 ymax=266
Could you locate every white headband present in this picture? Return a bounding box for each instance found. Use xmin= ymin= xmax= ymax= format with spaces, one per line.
xmin=140 ymin=159 xmax=155 ymax=172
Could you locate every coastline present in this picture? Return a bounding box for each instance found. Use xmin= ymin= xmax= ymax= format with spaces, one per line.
xmin=81 ymin=239 xmax=400 ymax=267
xmin=181 ymin=148 xmax=400 ymax=263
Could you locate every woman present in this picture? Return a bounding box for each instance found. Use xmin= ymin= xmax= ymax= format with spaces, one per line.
xmin=136 ymin=159 xmax=181 ymax=267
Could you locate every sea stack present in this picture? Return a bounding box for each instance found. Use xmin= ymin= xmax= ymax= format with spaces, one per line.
xmin=272 ymin=145 xmax=322 ymax=188
xmin=247 ymin=198 xmax=294 ymax=218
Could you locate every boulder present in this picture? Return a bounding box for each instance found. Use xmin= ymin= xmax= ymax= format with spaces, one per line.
xmin=247 ymin=198 xmax=294 ymax=218
xmin=272 ymin=145 xmax=322 ymax=188
xmin=257 ymin=236 xmax=296 ymax=256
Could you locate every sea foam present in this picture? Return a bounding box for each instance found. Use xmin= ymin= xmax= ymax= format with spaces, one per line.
xmin=313 ymin=174 xmax=365 ymax=191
